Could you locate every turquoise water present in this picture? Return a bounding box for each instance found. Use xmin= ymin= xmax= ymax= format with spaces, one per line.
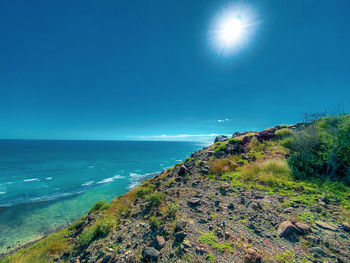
xmin=0 ymin=140 xmax=203 ymax=253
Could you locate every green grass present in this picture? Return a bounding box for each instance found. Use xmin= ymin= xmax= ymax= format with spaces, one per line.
xmin=78 ymin=217 xmax=114 ymax=249
xmin=89 ymin=200 xmax=110 ymax=214
xmin=219 ymin=158 xmax=350 ymax=210
xmin=1 ymin=231 xmax=71 ymax=263
xmin=199 ymin=232 xmax=233 ymax=253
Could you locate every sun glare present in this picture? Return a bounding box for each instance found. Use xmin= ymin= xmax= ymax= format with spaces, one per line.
xmin=209 ymin=3 xmax=259 ymax=56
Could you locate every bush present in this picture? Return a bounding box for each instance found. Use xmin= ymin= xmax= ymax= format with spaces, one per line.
xmin=145 ymin=192 xmax=165 ymax=207
xmin=284 ymin=115 xmax=350 ymax=183
xmin=228 ymin=138 xmax=239 ymax=144
xmin=275 ymin=128 xmax=292 ymax=139
xmin=184 ymin=157 xmax=194 ymax=163
xmin=210 ymin=158 xmax=237 ymax=174
xmin=214 ymin=143 xmax=227 ymax=153
xmin=167 ymin=202 xmax=180 ymax=217
xmin=90 ymin=200 xmax=110 ymax=214
xmin=241 ymin=159 xmax=291 ymax=187
xmin=136 ymin=184 xmax=154 ymax=198
xmin=149 ymin=216 xmax=162 ymax=229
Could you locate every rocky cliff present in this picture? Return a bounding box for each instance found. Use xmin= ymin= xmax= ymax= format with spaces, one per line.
xmin=2 ymin=123 xmax=350 ymax=263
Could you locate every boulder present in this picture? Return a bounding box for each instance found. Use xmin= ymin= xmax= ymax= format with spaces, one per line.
xmin=142 ymin=247 xmax=160 ymax=261
xmin=214 ymin=135 xmax=228 ymax=143
xmin=277 ymin=221 xmax=301 ymax=238
xmin=255 ymin=130 xmax=275 ymax=142
xmin=295 ymin=222 xmax=311 ymax=234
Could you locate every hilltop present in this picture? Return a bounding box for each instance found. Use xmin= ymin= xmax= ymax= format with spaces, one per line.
xmin=2 ymin=115 xmax=350 ymax=263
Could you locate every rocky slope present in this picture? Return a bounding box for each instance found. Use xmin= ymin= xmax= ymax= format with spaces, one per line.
xmin=2 ymin=124 xmax=350 ymax=263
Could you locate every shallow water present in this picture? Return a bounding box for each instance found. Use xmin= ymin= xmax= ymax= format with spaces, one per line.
xmin=0 ymin=140 xmax=204 ymax=253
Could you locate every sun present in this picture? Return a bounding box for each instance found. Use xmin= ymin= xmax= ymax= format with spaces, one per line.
xmin=209 ymin=3 xmax=260 ymax=56
xmin=219 ymin=17 xmax=243 ymax=46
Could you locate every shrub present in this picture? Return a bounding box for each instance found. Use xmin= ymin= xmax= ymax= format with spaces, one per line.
xmin=210 ymin=158 xmax=237 ymax=174
xmin=195 ymin=160 xmax=204 ymax=167
xmin=184 ymin=157 xmax=194 ymax=163
xmin=167 ymin=202 xmax=180 ymax=217
xmin=166 ymin=178 xmax=175 ymax=187
xmin=275 ymin=128 xmax=292 ymax=139
xmin=145 ymin=192 xmax=165 ymax=207
xmin=136 ymin=184 xmax=154 ymax=198
xmin=149 ymin=216 xmax=162 ymax=229
xmin=214 ymin=143 xmax=227 ymax=153
xmin=90 ymin=200 xmax=110 ymax=214
xmin=284 ymin=115 xmax=350 ymax=183
xmin=240 ymin=159 xmax=291 ymax=187
xmin=228 ymin=138 xmax=239 ymax=144
xmin=215 ymin=141 xmax=221 ymax=145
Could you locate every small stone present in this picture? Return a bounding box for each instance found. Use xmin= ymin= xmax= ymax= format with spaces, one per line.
xmin=178 ymin=165 xmax=188 ymax=176
xmin=315 ymin=221 xmax=338 ymax=231
xmin=183 ymin=239 xmax=191 ymax=248
xmin=175 ymin=231 xmax=187 ymax=242
xmin=342 ymin=223 xmax=350 ymax=232
xmin=228 ymin=203 xmax=235 ymax=210
xmin=277 ymin=221 xmax=301 ymax=238
xmin=175 ymin=220 xmax=187 ymax=232
xmin=142 ymin=247 xmax=160 ymax=261
xmin=187 ymin=198 xmax=201 ymax=207
xmin=214 ymin=200 xmax=220 ymax=207
xmin=244 ymin=248 xmax=262 ymax=263
xmin=155 ymin=235 xmax=165 ymax=248
xmin=310 ymin=247 xmax=328 ymax=257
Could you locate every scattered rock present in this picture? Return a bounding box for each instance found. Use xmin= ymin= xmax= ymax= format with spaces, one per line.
xmin=214 ymin=135 xmax=228 ymax=143
xmin=342 ymin=223 xmax=350 ymax=232
xmin=187 ymin=198 xmax=201 ymax=207
xmin=228 ymin=203 xmax=235 ymax=210
xmin=178 ymin=165 xmax=188 ymax=176
xmin=277 ymin=221 xmax=301 ymax=238
xmin=142 ymin=247 xmax=160 ymax=261
xmin=244 ymin=248 xmax=262 ymax=263
xmin=175 ymin=231 xmax=187 ymax=242
xmin=155 ymin=235 xmax=165 ymax=249
xmin=315 ymin=221 xmax=338 ymax=231
xmin=295 ymin=222 xmax=311 ymax=234
xmin=175 ymin=220 xmax=187 ymax=232
xmin=310 ymin=247 xmax=328 ymax=257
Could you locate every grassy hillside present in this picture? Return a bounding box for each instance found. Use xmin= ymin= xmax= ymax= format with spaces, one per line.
xmin=2 ymin=116 xmax=350 ymax=263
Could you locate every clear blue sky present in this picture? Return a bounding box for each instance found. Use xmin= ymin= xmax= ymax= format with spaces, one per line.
xmin=0 ymin=0 xmax=349 ymax=141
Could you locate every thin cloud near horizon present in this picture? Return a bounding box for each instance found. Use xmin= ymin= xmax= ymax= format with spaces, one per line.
xmin=132 ymin=133 xmax=231 ymax=142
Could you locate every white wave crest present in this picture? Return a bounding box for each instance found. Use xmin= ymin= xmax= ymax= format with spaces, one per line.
xmin=82 ymin=181 xmax=94 ymax=186
xmin=23 ymin=178 xmax=39 ymax=182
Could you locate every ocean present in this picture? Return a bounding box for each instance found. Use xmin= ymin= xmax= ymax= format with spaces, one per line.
xmin=0 ymin=140 xmax=204 ymax=253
